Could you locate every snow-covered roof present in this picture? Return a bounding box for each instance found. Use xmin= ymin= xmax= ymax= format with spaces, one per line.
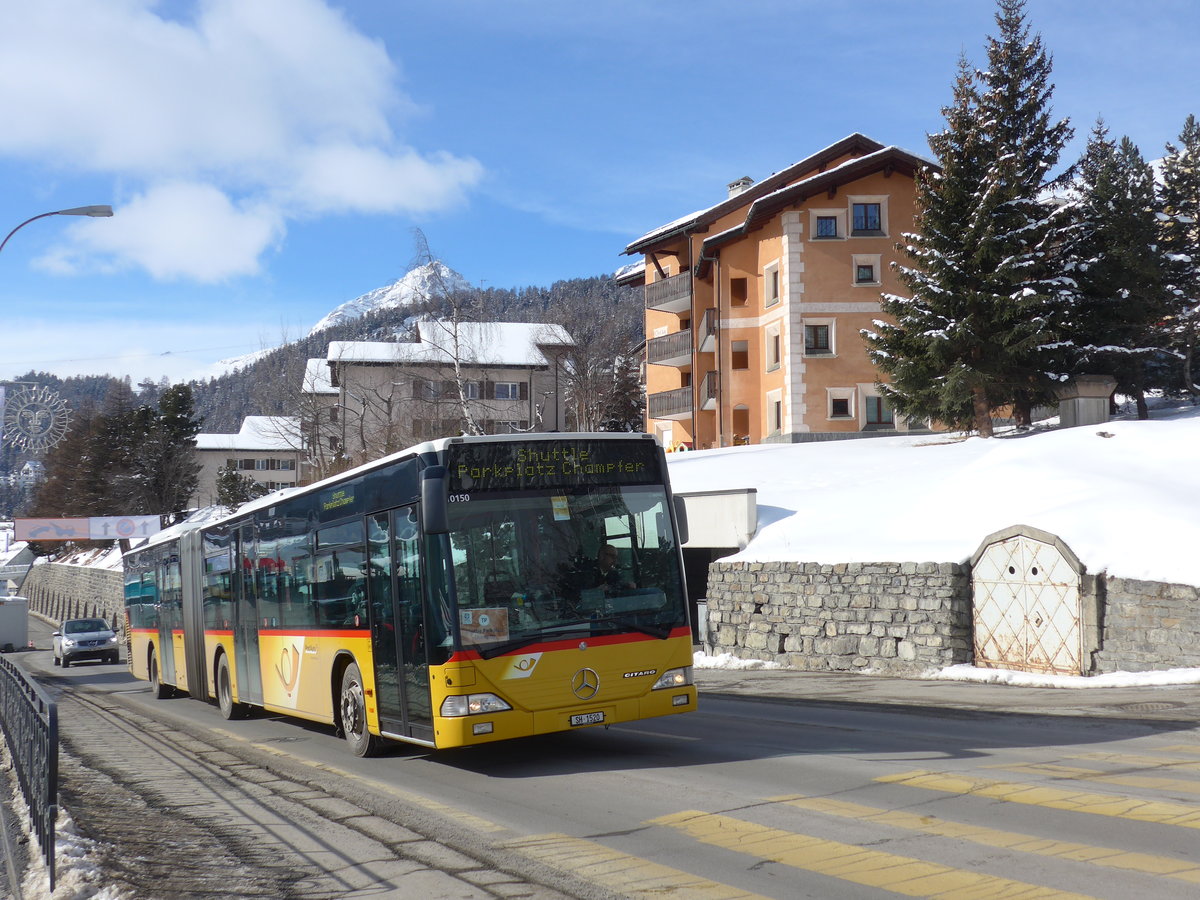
xmin=625 ymin=134 xmax=938 ymax=258
xmin=327 ymin=321 xmax=573 ymax=368
xmin=301 ymin=358 xmax=337 ymax=395
xmin=195 ymin=416 xmax=302 ymax=451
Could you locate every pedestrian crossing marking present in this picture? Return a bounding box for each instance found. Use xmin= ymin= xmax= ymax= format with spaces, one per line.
xmin=1160 ymin=745 xmax=1200 ymax=757
xmin=995 ymin=762 xmax=1200 ymax=796
xmin=650 ymin=810 xmax=1095 ymax=899
xmin=1066 ymin=751 xmax=1200 ymax=772
xmin=769 ymin=794 xmax=1200 ymax=883
xmin=504 ymin=833 xmax=770 ymax=899
xmin=877 ymin=770 xmax=1200 ymax=829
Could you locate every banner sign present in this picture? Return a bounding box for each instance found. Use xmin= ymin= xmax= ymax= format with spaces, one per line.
xmin=15 ymin=516 xmax=162 ymax=542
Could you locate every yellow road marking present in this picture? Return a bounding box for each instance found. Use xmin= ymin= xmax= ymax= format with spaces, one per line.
xmin=996 ymin=762 xmax=1200 ymax=796
xmin=650 ymin=810 xmax=1094 ymax=899
xmin=770 ymin=794 xmax=1200 ymax=884
xmin=877 ymin=770 xmax=1200 ymax=829
xmin=505 ymin=833 xmax=769 ymax=899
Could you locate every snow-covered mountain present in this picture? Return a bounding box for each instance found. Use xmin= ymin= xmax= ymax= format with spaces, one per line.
xmin=307 ymin=261 xmax=471 ymax=336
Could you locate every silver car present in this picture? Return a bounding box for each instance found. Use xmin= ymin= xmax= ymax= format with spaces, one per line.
xmin=53 ymin=618 xmax=121 ymax=667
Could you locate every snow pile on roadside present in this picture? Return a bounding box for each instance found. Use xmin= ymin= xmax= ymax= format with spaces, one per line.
xmin=929 ymin=663 xmax=1200 ymax=688
xmin=1 ymin=740 xmax=131 ymax=900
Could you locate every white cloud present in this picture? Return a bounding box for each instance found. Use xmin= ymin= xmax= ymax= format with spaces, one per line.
xmin=35 ymin=182 xmax=284 ymax=282
xmin=0 ymin=0 xmax=482 ymax=280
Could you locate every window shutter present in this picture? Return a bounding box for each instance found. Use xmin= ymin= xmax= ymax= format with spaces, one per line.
xmin=482 ymin=378 xmax=493 ymax=400
xmin=519 ymin=382 xmax=528 ymax=401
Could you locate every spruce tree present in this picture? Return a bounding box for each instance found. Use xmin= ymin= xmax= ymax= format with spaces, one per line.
xmin=866 ymin=0 xmax=1071 ymax=436
xmin=1159 ymin=114 xmax=1200 ymax=398
xmin=1057 ymin=125 xmax=1167 ymax=419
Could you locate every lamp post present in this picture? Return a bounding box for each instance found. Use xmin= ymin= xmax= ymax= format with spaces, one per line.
xmin=0 ymin=205 xmax=114 ymax=255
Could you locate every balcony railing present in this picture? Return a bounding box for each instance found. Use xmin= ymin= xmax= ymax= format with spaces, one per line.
xmin=647 ymin=329 xmax=692 ymax=367
xmin=644 ymin=273 xmax=692 ymax=313
xmin=701 ymin=370 xmax=719 ymax=410
xmin=698 ymin=307 xmax=718 ymax=353
xmin=647 ymin=385 xmax=693 ymax=420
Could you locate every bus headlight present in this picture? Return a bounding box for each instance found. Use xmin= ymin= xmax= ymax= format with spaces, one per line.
xmin=651 ymin=667 xmax=692 ymax=690
xmin=440 ymin=693 xmax=513 ymax=717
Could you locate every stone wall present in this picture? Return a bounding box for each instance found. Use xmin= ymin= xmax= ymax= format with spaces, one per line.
xmin=1092 ymin=576 xmax=1200 ymax=672
xmin=19 ymin=563 xmax=124 ymax=631
xmin=705 ymin=560 xmax=973 ymax=674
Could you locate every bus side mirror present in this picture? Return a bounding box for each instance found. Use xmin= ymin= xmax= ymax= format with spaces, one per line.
xmin=673 ymin=495 xmax=689 ymax=546
xmin=421 ymin=466 xmax=449 ymax=534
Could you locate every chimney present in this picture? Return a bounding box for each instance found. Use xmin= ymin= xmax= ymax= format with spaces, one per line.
xmin=727 ymin=176 xmax=754 ymax=198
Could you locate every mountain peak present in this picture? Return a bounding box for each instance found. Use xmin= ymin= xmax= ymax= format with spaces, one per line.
xmin=307 ymin=261 xmax=471 ymax=336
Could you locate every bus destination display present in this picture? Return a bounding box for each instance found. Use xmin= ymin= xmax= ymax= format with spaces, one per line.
xmin=448 ymin=440 xmax=660 ymax=493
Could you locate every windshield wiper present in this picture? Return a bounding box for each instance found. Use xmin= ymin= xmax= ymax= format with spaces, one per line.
xmin=588 ymin=615 xmax=672 ymax=639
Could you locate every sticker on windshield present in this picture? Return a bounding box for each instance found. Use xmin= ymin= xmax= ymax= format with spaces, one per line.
xmin=551 ymin=495 xmax=571 ymax=521
xmin=460 ymin=607 xmax=510 ymax=642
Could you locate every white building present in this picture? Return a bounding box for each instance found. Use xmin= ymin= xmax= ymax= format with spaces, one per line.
xmin=193 ymin=416 xmax=303 ymax=505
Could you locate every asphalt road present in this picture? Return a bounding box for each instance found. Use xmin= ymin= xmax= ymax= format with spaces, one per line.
xmin=8 ymin=615 xmax=1200 ymax=899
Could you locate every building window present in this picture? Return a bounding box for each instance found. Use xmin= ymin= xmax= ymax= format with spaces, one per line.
xmin=851 ymin=253 xmax=883 ymax=287
xmin=815 ymin=216 xmax=838 ymax=238
xmin=763 ymin=262 xmax=780 ymax=307
xmin=464 ymin=382 xmax=480 ymax=400
xmin=766 ymin=389 xmax=783 ymax=435
xmin=865 ymin=395 xmax=894 ymax=426
xmin=852 ymin=202 xmax=882 ymax=235
xmin=827 ymin=388 xmax=855 ymax=420
xmin=765 ymin=326 xmax=781 ymax=372
xmin=732 ymin=340 xmax=749 ymax=369
xmin=494 ymin=382 xmax=519 ymax=400
xmin=805 ymin=324 xmax=832 ymax=355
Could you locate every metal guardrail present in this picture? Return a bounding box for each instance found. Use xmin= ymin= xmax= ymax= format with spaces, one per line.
xmin=0 ymin=655 xmax=57 ymax=891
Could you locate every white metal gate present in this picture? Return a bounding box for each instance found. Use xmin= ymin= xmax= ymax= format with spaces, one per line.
xmin=972 ymin=529 xmax=1083 ymax=675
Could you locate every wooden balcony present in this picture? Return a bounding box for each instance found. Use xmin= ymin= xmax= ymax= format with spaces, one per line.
xmin=647 ymin=329 xmax=692 ymax=368
xmin=644 ymin=273 xmax=692 ymax=313
xmin=698 ymin=308 xmax=718 ymax=353
xmin=647 ymin=386 xmax=693 ymax=421
xmin=701 ymin=370 xmax=719 ymax=410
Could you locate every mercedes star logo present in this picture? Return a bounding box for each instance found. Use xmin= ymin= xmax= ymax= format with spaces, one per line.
xmin=571 ymin=667 xmax=600 ymax=701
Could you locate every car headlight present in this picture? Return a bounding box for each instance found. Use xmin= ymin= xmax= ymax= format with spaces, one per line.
xmin=651 ymin=667 xmax=693 ymax=690
xmin=61 ymin=637 xmax=77 ymax=648
xmin=104 ymin=635 xmax=118 ymax=645
xmin=440 ymin=693 xmax=513 ymax=717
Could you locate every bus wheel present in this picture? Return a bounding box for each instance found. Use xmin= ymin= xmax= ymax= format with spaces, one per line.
xmin=217 ymin=654 xmax=245 ymax=720
xmin=149 ymin=647 xmax=172 ymax=699
xmin=339 ymin=662 xmax=379 ymax=758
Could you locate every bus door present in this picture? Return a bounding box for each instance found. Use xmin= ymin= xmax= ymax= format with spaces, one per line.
xmin=234 ymin=524 xmax=264 ymax=706
xmin=367 ymin=507 xmax=433 ymax=741
xmin=156 ymin=553 xmax=181 ymax=686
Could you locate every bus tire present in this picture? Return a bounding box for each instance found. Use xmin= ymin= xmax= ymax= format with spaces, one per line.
xmin=216 ymin=654 xmax=246 ymax=720
xmin=149 ymin=647 xmax=172 ymax=699
xmin=339 ymin=662 xmax=380 ymax=758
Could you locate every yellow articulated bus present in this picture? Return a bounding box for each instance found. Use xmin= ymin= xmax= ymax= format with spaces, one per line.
xmin=123 ymin=433 xmax=695 ymax=755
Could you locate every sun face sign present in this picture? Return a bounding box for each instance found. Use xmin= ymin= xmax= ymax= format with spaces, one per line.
xmin=3 ymin=385 xmax=71 ymax=452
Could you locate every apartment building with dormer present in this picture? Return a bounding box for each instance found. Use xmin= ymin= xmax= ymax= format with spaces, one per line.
xmin=621 ymin=134 xmax=936 ymax=449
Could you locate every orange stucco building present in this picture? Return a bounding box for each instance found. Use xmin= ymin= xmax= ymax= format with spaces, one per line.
xmin=621 ymin=134 xmax=936 ymax=449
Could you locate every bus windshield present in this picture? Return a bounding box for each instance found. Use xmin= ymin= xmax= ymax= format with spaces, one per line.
xmin=446 ymin=484 xmax=686 ymax=657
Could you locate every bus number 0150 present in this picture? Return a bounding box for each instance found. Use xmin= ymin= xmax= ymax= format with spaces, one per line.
xmin=448 ymin=493 xmax=471 ymax=503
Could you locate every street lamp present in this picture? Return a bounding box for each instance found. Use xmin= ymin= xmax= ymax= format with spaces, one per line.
xmin=0 ymin=205 xmax=114 ymax=255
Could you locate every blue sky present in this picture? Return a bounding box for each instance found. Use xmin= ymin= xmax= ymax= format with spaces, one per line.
xmin=1 ymin=0 xmax=1197 ymax=385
